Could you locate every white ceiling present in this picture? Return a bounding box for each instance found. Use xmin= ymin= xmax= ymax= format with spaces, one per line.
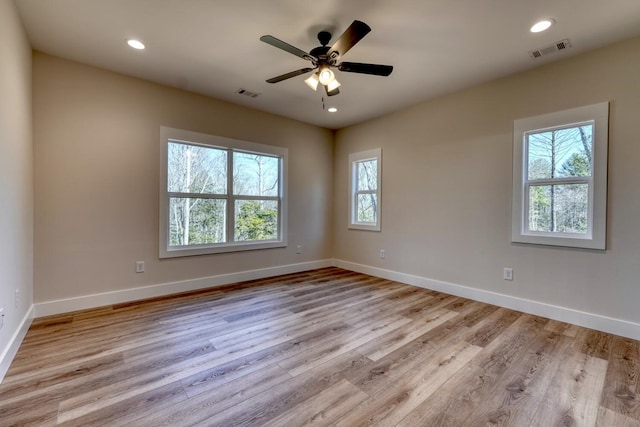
xmin=16 ymin=0 xmax=640 ymax=129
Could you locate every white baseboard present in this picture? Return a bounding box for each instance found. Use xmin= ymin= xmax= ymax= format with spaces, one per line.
xmin=35 ymin=259 xmax=333 ymax=318
xmin=0 ymin=305 xmax=34 ymax=383
xmin=333 ymin=259 xmax=640 ymax=341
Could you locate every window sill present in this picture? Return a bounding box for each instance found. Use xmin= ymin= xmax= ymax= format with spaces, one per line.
xmin=159 ymin=240 xmax=286 ymax=258
xmin=348 ymin=223 xmax=381 ymax=232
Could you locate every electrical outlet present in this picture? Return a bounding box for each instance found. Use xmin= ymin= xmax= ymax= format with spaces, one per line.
xmin=136 ymin=261 xmax=145 ymax=273
xmin=15 ymin=289 xmax=20 ymax=308
xmin=503 ymin=268 xmax=513 ymax=281
xmin=379 ymin=249 xmax=385 ymax=259
xmin=296 ymin=245 xmax=302 ymax=254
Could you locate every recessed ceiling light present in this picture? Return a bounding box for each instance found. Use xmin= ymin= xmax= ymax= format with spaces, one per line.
xmin=328 ymin=107 xmax=338 ymax=113
xmin=126 ymin=39 xmax=145 ymax=50
xmin=530 ymin=19 xmax=555 ymax=33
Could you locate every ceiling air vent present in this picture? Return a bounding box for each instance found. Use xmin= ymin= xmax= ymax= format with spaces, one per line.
xmin=529 ymin=39 xmax=571 ymax=59
xmin=236 ymin=88 xmax=261 ymax=98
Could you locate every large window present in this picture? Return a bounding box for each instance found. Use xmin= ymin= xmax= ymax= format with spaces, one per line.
xmin=512 ymin=102 xmax=608 ymax=249
xmin=160 ymin=127 xmax=287 ymax=258
xmin=349 ymin=148 xmax=381 ymax=231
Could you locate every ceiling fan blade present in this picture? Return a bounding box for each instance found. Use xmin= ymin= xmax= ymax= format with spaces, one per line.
xmin=266 ymin=68 xmax=315 ymax=83
xmin=327 ymin=20 xmax=371 ymax=58
xmin=260 ymin=35 xmax=314 ymax=61
xmin=338 ymin=62 xmax=393 ymax=76
xmin=325 ymin=85 xmax=340 ymax=97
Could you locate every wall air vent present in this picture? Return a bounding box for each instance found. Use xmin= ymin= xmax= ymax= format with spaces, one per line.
xmin=236 ymin=88 xmax=261 ymax=98
xmin=529 ymin=39 xmax=571 ymax=59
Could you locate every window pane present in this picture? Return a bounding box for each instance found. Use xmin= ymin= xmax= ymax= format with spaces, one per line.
xmin=168 ymin=142 xmax=227 ymax=194
xmin=169 ymin=198 xmax=226 ymax=246
xmin=233 ymin=152 xmax=279 ymax=197
xmin=356 ymin=193 xmax=377 ymax=223
xmin=234 ymin=200 xmax=278 ymax=241
xmin=357 ymin=160 xmax=377 ymax=191
xmin=527 ymin=125 xmax=592 ymax=180
xmin=528 ymin=184 xmax=589 ymax=234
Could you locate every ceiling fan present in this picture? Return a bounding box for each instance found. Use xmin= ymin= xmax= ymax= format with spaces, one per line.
xmin=260 ymin=20 xmax=393 ymax=97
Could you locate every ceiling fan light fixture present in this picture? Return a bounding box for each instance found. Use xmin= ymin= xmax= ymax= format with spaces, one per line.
xmin=304 ymin=73 xmax=319 ymax=91
xmin=327 ymin=79 xmax=341 ymax=92
xmin=318 ymin=65 xmax=335 ymax=85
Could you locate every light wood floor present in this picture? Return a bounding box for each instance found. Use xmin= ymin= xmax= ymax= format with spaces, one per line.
xmin=1 ymin=268 xmax=638 ymax=426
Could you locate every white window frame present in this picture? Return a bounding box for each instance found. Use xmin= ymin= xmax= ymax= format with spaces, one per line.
xmin=512 ymin=102 xmax=608 ymax=249
xmin=159 ymin=126 xmax=287 ymax=258
xmin=349 ymin=148 xmax=382 ymax=231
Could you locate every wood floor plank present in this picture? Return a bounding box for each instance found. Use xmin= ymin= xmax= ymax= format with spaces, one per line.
xmin=458 ymin=332 xmax=574 ymax=426
xmin=0 ymin=267 xmax=638 ymax=427
xmin=58 ymin=381 xmax=189 ymax=427
xmin=395 ymin=361 xmax=486 ymax=426
xmin=178 ymin=321 xmax=353 ymax=398
xmin=580 ymin=327 xmax=614 ymax=360
xmin=334 ymin=343 xmax=482 ymax=426
xmin=261 ymin=378 xmax=369 ymax=426
xmin=544 ymin=319 xmax=581 ymax=337
xmin=347 ymin=332 xmax=478 ymax=397
xmin=396 ymin=313 xmax=547 ymax=426
xmin=277 ymin=314 xmax=413 ymax=376
xmin=341 ymin=300 xmax=480 ymax=390
xmin=441 ymin=299 xmax=499 ymax=327
xmin=601 ymin=335 xmax=640 ymax=421
xmin=0 ymin=352 xmax=125 ymax=402
xmin=462 ymin=306 xmax=523 ymax=348
xmin=3 ymin=335 xmax=221 ymax=398
xmin=206 ymin=281 xmax=406 ymax=351
xmin=597 ymin=406 xmax=640 ymax=427
xmin=0 ymin=401 xmax=58 ymax=427
xmin=53 ymin=341 xmax=219 ymax=423
xmin=397 ymin=292 xmax=457 ymax=320
xmin=4 ymin=315 xmax=229 ymax=380
xmin=355 ymin=308 xmax=459 ymax=361
xmin=187 ymin=350 xmax=370 ymax=427
xmin=529 ymin=351 xmax=608 ymax=426
xmin=130 ymin=364 xmax=293 ymax=426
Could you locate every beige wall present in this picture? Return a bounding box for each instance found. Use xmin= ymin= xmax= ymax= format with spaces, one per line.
xmin=33 ymin=53 xmax=334 ymax=303
xmin=0 ymin=0 xmax=33 ymax=362
xmin=334 ymin=36 xmax=640 ymax=325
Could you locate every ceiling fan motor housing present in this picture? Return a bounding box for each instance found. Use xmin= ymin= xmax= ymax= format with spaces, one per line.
xmin=310 ymin=45 xmax=332 ymax=66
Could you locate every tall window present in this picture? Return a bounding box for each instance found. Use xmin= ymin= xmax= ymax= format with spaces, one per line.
xmin=512 ymin=102 xmax=608 ymax=249
xmin=349 ymin=148 xmax=381 ymax=231
xmin=160 ymin=127 xmax=287 ymax=258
